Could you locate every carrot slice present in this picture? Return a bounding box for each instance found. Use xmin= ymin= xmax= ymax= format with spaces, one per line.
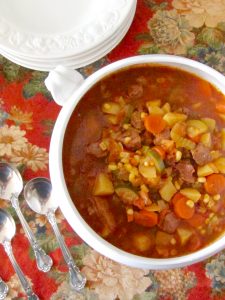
xmin=204 ymin=174 xmax=225 ymax=195
xmin=174 ymin=196 xmax=195 ymax=219
xmin=216 ymin=102 xmax=225 ymax=114
xmin=172 ymin=192 xmax=186 ymax=206
xmin=134 ymin=210 xmax=158 ymax=227
xmin=186 ymin=213 xmax=205 ymax=228
xmin=152 ymin=146 xmax=166 ymax=159
xmin=144 ymin=115 xmax=166 ymax=135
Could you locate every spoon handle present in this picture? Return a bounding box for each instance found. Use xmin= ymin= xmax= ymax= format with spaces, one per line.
xmin=10 ymin=194 xmax=53 ymax=272
xmin=47 ymin=211 xmax=86 ymax=291
xmin=0 ymin=277 xmax=8 ymax=300
xmin=3 ymin=241 xmax=39 ymax=300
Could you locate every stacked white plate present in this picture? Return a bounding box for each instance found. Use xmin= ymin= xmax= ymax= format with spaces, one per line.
xmin=0 ymin=0 xmax=137 ymax=71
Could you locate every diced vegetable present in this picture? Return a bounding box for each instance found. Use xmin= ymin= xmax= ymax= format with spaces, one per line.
xmin=204 ymin=174 xmax=225 ymax=195
xmin=139 ymin=162 xmax=157 ymax=179
xmin=159 ymin=178 xmax=177 ymax=202
xmin=93 ymin=173 xmax=114 ymax=196
xmin=197 ymin=163 xmax=218 ymax=177
xmin=216 ymin=102 xmax=225 ymax=114
xmin=132 ymin=233 xmax=153 ymax=252
xmin=163 ymin=112 xmax=187 ymax=127
xmin=186 ymin=120 xmax=208 ymax=138
xmin=221 ymin=129 xmax=225 ymax=151
xmin=200 ymin=132 xmax=211 ymax=147
xmin=186 ymin=213 xmax=205 ymax=228
xmin=134 ymin=210 xmax=158 ymax=227
xmin=144 ymin=203 xmax=161 ymax=212
xmin=162 ymin=102 xmax=171 ymax=113
xmin=126 ymin=206 xmax=134 ymax=222
xmin=213 ymin=157 xmax=225 ymax=174
xmin=106 ymin=115 xmax=120 ymax=125
xmin=174 ymin=196 xmax=195 ymax=219
xmin=202 ymin=118 xmax=216 ymax=132
xmin=147 ymin=106 xmax=164 ymax=115
xmin=144 ymin=115 xmax=166 ymax=134
xmin=146 ymin=99 xmax=161 ymax=108
xmin=147 ymin=149 xmax=165 ymax=172
xmin=177 ymin=227 xmax=193 ymax=245
xmin=102 ymin=102 xmax=121 ymax=115
xmin=155 ymin=231 xmax=173 ymax=246
xmin=115 ymin=187 xmax=139 ymax=204
xmin=152 ymin=146 xmax=166 ymax=159
xmin=180 ymin=188 xmax=201 ymax=202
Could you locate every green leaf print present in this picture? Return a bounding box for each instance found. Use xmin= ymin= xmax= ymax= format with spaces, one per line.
xmin=217 ymin=22 xmax=225 ymax=32
xmin=197 ymin=27 xmax=225 ymax=48
xmin=38 ymin=234 xmax=59 ymax=253
xmin=133 ymin=292 xmax=157 ymax=300
xmin=70 ymin=244 xmax=90 ymax=267
xmin=0 ymin=55 xmax=29 ymax=82
xmin=23 ymin=71 xmax=52 ymax=99
xmin=138 ymin=44 xmax=160 ymax=55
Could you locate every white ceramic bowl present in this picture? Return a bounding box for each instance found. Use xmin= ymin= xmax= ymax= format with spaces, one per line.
xmin=46 ymin=54 xmax=225 ymax=270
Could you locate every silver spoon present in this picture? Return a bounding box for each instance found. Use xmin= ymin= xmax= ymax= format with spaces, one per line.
xmin=24 ymin=177 xmax=86 ymax=291
xmin=0 ymin=277 xmax=8 ymax=300
xmin=0 ymin=162 xmax=53 ymax=273
xmin=0 ymin=208 xmax=39 ymax=300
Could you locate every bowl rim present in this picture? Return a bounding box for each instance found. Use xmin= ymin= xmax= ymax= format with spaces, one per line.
xmin=49 ymin=54 xmax=225 ymax=269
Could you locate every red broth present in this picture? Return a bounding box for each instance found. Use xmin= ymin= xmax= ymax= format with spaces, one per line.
xmin=63 ymin=65 xmax=225 ymax=258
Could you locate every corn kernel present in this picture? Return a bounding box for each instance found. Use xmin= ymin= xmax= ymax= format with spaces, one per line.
xmin=186 ymin=200 xmax=195 ymax=208
xmin=123 ymin=123 xmax=130 ymax=130
xmin=144 ymin=161 xmax=149 ymax=167
xmin=200 ymin=229 xmax=206 ymax=234
xmin=99 ymin=141 xmax=108 ymax=151
xmin=170 ymin=238 xmax=176 ymax=245
xmin=124 ymin=137 xmax=131 ymax=144
xmin=108 ymin=164 xmax=118 ymax=171
xmin=208 ymin=199 xmax=215 ymax=208
xmin=213 ymin=194 xmax=220 ymax=201
xmin=203 ymin=194 xmax=210 ymax=203
xmin=126 ymin=208 xmax=133 ymax=215
xmin=141 ymin=112 xmax=147 ymax=119
xmin=103 ymin=103 xmax=111 ymax=110
xmin=174 ymin=181 xmax=181 ymax=190
xmin=197 ymin=177 xmax=206 ymax=183
xmin=175 ymin=150 xmax=182 ymax=162
xmin=141 ymin=184 xmax=149 ymax=193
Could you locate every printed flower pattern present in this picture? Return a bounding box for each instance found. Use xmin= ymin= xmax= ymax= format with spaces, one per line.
xmin=206 ymin=253 xmax=225 ymax=292
xmin=0 ymin=125 xmax=27 ymax=156
xmin=148 ymin=9 xmax=195 ymax=54
xmin=0 ymin=0 xmax=224 ymax=299
xmin=172 ymin=0 xmax=225 ymax=28
xmin=82 ymin=250 xmax=151 ymax=300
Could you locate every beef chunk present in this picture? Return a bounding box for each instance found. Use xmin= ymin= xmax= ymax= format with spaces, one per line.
xmin=176 ymin=161 xmax=195 ymax=183
xmin=191 ymin=143 xmax=212 ymax=166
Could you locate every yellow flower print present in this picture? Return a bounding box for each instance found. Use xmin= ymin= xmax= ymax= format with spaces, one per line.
xmin=148 ymin=10 xmax=195 ymax=55
xmin=0 ymin=125 xmax=27 ymax=156
xmin=11 ymin=142 xmax=48 ymax=172
xmin=9 ymin=106 xmax=33 ymax=130
xmin=172 ymin=0 xmax=225 ymax=28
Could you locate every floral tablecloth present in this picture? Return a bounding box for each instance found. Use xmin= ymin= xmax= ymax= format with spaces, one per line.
xmin=0 ymin=0 xmax=225 ymax=299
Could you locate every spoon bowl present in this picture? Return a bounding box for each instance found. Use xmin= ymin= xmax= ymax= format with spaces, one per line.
xmin=0 ymin=162 xmax=23 ymax=201
xmin=0 ymin=208 xmax=39 ymax=300
xmin=24 ymin=177 xmax=57 ymax=215
xmin=0 ymin=209 xmax=15 ymax=243
xmin=24 ymin=177 xmax=86 ymax=291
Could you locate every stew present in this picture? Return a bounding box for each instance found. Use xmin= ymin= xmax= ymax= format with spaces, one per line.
xmin=63 ymin=65 xmax=225 ymax=258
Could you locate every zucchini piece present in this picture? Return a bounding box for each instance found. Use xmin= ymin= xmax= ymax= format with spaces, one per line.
xmin=202 ymin=118 xmax=216 ymax=132
xmin=187 ymin=120 xmax=208 ymax=138
xmin=213 ymin=157 xmax=225 ymax=174
xmin=93 ymin=173 xmax=114 ymax=196
xmin=163 ymin=112 xmax=187 ymax=127
xmin=139 ymin=162 xmax=157 ymax=179
xmin=147 ymin=149 xmax=165 ymax=172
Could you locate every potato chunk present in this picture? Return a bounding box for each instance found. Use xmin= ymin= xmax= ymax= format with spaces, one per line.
xmin=93 ymin=173 xmax=114 ymax=196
